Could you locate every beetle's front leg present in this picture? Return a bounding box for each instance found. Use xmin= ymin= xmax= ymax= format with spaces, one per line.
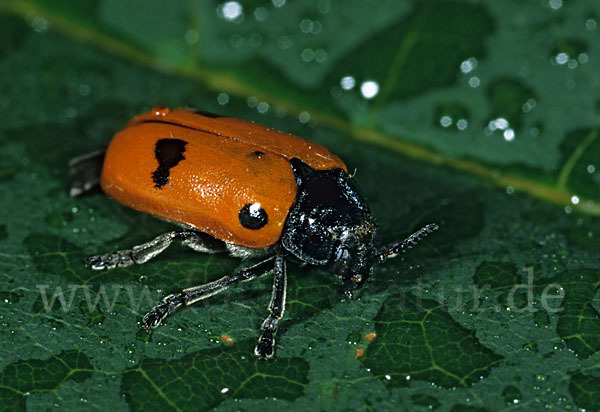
xmin=255 ymin=252 xmax=287 ymax=359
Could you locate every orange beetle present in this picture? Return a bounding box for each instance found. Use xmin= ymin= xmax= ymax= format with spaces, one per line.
xmin=70 ymin=107 xmax=437 ymax=359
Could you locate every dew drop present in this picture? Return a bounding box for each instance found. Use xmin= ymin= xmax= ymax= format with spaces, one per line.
xmin=247 ymin=96 xmax=258 ymax=108
xmin=185 ymin=30 xmax=200 ymax=45
xmin=254 ymin=7 xmax=268 ymax=21
xmin=460 ymin=57 xmax=477 ymax=73
xmin=31 ymin=17 xmax=49 ymax=33
xmin=79 ymin=84 xmax=91 ymax=96
xmin=299 ymin=111 xmax=310 ymax=123
xmin=440 ymin=115 xmax=452 ymax=127
xmin=257 ymin=101 xmax=269 ymax=114
xmin=360 ymin=81 xmax=379 ymax=99
xmin=555 ymin=52 xmax=569 ymax=65
xmin=301 ymin=48 xmax=315 ymax=62
xmin=277 ymin=35 xmax=294 ymax=50
xmin=249 ymin=33 xmax=262 ymax=47
xmin=219 ymin=1 xmax=243 ymax=21
xmin=548 ymin=0 xmax=562 ymax=10
xmin=217 ymin=93 xmax=229 ymax=105
xmin=153 ymin=106 xmax=170 ymax=116
xmin=585 ymin=19 xmax=597 ymax=31
xmin=315 ymin=49 xmax=327 ymax=63
xmin=340 ymin=76 xmax=356 ymax=90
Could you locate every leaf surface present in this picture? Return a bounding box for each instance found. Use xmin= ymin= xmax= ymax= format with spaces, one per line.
xmin=0 ymin=1 xmax=599 ymax=410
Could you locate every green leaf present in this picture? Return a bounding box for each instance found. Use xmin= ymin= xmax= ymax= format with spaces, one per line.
xmin=121 ymin=341 xmax=309 ymax=411
xmin=0 ymin=0 xmax=599 ymax=411
xmin=362 ymin=294 xmax=504 ymax=387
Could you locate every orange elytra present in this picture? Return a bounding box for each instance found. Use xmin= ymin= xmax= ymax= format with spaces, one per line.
xmin=100 ymin=107 xmax=346 ymax=248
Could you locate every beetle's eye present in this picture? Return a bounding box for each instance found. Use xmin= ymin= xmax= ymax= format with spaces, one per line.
xmin=239 ymin=203 xmax=268 ymax=229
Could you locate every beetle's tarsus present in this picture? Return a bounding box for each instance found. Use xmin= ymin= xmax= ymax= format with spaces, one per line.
xmin=141 ymin=294 xmax=184 ymax=329
xmin=253 ymin=253 xmax=286 ymax=360
xmin=141 ymin=303 xmax=171 ymax=329
xmin=85 ymin=251 xmax=135 ymax=270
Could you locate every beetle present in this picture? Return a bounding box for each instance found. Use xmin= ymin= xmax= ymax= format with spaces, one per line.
xmin=70 ymin=106 xmax=437 ymax=359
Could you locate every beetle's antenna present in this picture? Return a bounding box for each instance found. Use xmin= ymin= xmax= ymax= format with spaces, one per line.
xmin=376 ymin=223 xmax=438 ymax=263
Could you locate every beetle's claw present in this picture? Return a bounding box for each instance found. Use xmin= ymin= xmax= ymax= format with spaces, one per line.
xmin=141 ymin=304 xmax=170 ymax=329
xmin=254 ymin=331 xmax=275 ymax=359
xmin=84 ymin=255 xmax=107 ymax=270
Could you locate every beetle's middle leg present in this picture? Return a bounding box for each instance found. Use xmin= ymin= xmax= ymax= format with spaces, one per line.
xmin=255 ymin=251 xmax=287 ymax=359
xmin=142 ymin=256 xmax=275 ymax=329
xmin=86 ymin=230 xmax=224 ymax=270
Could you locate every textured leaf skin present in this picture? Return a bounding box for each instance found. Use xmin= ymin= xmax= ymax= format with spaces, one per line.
xmin=0 ymin=1 xmax=599 ymax=411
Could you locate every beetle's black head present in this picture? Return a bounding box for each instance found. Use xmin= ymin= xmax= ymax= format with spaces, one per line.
xmin=281 ymin=158 xmax=381 ymax=295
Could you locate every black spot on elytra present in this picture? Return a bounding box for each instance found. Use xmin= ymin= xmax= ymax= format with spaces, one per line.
xmin=250 ymin=151 xmax=265 ymax=158
xmin=152 ymin=139 xmax=187 ymax=188
xmin=239 ymin=203 xmax=268 ymax=230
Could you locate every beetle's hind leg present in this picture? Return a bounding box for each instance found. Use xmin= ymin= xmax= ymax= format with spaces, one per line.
xmin=68 ymin=149 xmax=106 ymax=197
xmin=376 ymin=223 xmax=438 ymax=263
xmin=86 ymin=230 xmax=225 ymax=270
xmin=255 ymin=251 xmax=287 ymax=359
xmin=142 ymin=256 xmax=275 ymax=329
